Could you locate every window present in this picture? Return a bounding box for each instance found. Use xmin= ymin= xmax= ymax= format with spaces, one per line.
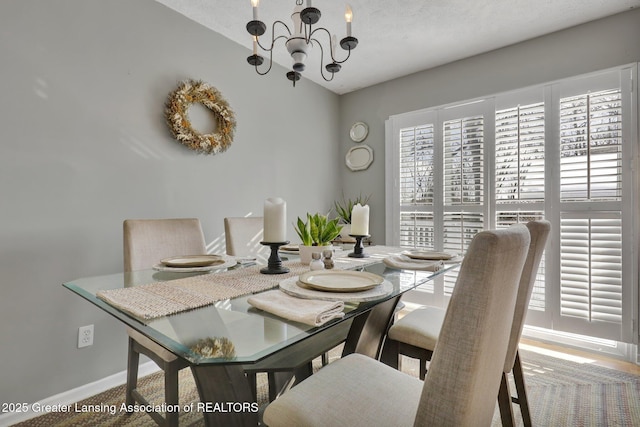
xmin=495 ymin=101 xmax=546 ymax=311
xmin=559 ymin=89 xmax=622 ymax=201
xmin=386 ymin=65 xmax=637 ymax=343
xmin=387 ymin=102 xmax=491 ymax=304
xmin=495 ymin=103 xmax=545 ymax=202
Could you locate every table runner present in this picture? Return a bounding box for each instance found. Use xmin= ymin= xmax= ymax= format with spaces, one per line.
xmin=97 ymin=246 xmax=405 ymax=321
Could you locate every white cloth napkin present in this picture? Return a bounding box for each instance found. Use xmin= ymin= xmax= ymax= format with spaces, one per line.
xmin=247 ymin=290 xmax=345 ymax=327
xmin=382 ymin=254 xmax=444 ymax=271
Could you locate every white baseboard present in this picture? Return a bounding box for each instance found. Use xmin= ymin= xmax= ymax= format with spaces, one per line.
xmin=0 ymin=362 xmax=159 ymax=427
xmin=522 ymin=325 xmax=638 ymax=363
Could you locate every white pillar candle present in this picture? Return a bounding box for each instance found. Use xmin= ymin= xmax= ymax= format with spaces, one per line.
xmin=263 ymin=198 xmax=287 ymax=242
xmin=350 ymin=203 xmax=369 ymax=235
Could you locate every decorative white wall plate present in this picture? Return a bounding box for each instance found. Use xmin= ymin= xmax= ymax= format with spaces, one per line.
xmin=346 ymin=144 xmax=374 ymax=171
xmin=349 ymin=122 xmax=369 ymax=142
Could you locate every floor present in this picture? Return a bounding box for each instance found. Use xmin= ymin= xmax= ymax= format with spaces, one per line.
xmin=398 ymin=302 xmax=640 ymax=376
xmin=520 ymin=337 xmax=640 ymax=376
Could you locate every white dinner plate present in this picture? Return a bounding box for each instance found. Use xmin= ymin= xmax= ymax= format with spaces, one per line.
xmin=153 ymin=255 xmax=238 ymax=272
xmin=160 ymin=255 xmax=224 ymax=268
xmin=403 ymin=250 xmax=456 ymax=261
xmin=298 ymin=270 xmax=384 ymax=292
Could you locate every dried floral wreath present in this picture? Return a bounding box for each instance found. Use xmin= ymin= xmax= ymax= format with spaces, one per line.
xmin=165 ymin=80 xmax=236 ymax=155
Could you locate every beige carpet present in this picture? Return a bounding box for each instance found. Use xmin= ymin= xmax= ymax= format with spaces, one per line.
xmin=12 ymin=347 xmax=640 ymax=426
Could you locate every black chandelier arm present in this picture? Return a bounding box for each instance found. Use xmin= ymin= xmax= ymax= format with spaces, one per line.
xmin=308 ymin=27 xmax=336 ymax=61
xmin=331 ymin=44 xmax=353 ymax=65
xmin=308 ymin=37 xmax=337 ymax=82
xmin=257 ymin=20 xmax=293 ymax=52
xmin=308 ymin=26 xmax=353 ymax=64
xmin=256 ymin=33 xmax=289 ymax=54
xmin=251 ymin=52 xmax=275 ymax=76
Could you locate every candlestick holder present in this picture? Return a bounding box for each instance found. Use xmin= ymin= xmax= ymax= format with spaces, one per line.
xmin=348 ymin=234 xmax=370 ymax=258
xmin=260 ymin=241 xmax=290 ymax=274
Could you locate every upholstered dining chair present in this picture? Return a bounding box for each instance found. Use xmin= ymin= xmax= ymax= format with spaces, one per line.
xmin=381 ymin=220 xmax=550 ymax=427
xmin=123 ymin=218 xmax=207 ymax=427
xmin=263 ymin=225 xmax=531 ymax=427
xmin=224 ymin=216 xmax=265 ymax=258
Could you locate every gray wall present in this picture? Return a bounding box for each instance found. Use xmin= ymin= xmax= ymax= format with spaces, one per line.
xmin=0 ymin=0 xmax=340 ymax=404
xmin=338 ymin=8 xmax=640 ymax=242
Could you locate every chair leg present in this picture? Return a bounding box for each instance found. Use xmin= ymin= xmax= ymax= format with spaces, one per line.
xmin=125 ymin=337 xmax=140 ymax=407
xmin=418 ymin=355 xmax=427 ymax=380
xmin=513 ymin=351 xmax=533 ymax=427
xmin=322 ymin=352 xmax=329 ymax=366
xmin=379 ymin=337 xmax=400 ymax=370
xmin=498 ymin=372 xmax=516 ymax=427
xmin=246 ymin=372 xmax=258 ymax=402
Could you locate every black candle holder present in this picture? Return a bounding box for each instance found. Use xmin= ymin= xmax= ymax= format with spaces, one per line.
xmin=260 ymin=241 xmax=290 ymax=274
xmin=348 ymin=234 xmax=370 ymax=258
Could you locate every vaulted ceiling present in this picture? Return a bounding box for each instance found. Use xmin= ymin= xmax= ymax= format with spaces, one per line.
xmin=156 ymin=0 xmax=640 ymax=94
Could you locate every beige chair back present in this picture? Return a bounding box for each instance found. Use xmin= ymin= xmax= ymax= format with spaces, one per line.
xmin=504 ymin=220 xmax=551 ymax=372
xmin=415 ymin=225 xmax=530 ymax=427
xmin=224 ymin=217 xmax=264 ymax=257
xmin=123 ymin=218 xmax=207 ymax=272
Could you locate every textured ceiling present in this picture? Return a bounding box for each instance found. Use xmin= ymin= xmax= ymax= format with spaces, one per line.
xmin=155 ymin=0 xmax=640 ymax=94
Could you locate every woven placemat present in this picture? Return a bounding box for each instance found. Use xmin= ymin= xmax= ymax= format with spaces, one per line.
xmin=97 ymin=263 xmax=308 ymax=320
xmin=97 ymin=246 xmax=406 ymax=321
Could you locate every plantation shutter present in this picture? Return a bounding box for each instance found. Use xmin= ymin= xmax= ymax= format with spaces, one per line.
xmin=556 ymin=86 xmax=625 ymax=340
xmin=496 ymin=211 xmax=547 ymax=311
xmin=495 ymin=103 xmax=545 ymax=202
xmin=560 ymin=214 xmax=622 ymax=324
xmin=443 ymin=116 xmax=484 ymax=206
xmin=387 ymin=65 xmax=635 ymax=343
xmin=399 ymin=123 xmax=435 ymax=249
xmin=400 ymin=125 xmax=435 ymax=206
xmin=559 ymin=89 xmax=623 ymax=202
xmin=442 ymin=114 xmax=486 ymax=295
xmin=400 ymin=212 xmax=434 ymax=249
xmin=495 ymin=101 xmax=546 ymax=313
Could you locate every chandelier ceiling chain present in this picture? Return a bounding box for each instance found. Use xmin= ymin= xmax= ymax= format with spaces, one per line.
xmin=246 ymin=0 xmax=358 ymax=87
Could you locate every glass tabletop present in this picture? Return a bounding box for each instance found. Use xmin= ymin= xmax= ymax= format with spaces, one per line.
xmin=63 ymin=253 xmax=456 ymax=366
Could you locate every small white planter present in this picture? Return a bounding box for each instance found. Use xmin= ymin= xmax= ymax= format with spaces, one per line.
xmin=340 ymin=224 xmax=356 ymax=243
xmin=298 ymin=244 xmax=332 ymax=265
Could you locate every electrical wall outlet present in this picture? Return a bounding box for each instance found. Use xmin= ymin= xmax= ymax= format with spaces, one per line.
xmin=78 ymin=324 xmax=94 ymax=348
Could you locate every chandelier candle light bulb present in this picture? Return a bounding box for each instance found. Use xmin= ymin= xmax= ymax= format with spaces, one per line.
xmin=251 ymin=0 xmax=259 ymax=20
xmin=264 ymin=198 xmax=287 ymax=243
xmin=345 ymin=5 xmax=353 ymax=37
xmin=331 ymin=35 xmax=337 ymax=58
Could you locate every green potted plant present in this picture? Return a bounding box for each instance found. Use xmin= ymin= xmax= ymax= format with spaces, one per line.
xmin=334 ymin=193 xmax=371 ymax=239
xmin=294 ymin=213 xmax=343 ymax=264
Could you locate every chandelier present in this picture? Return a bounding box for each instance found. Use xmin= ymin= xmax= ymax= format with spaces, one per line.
xmin=246 ymin=0 xmax=358 ymax=86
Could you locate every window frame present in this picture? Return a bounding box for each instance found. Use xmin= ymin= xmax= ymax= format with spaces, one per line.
xmin=385 ymin=64 xmax=639 ymax=345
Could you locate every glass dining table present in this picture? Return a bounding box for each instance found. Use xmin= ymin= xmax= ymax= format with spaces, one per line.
xmin=63 ymin=246 xmax=457 ymax=426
